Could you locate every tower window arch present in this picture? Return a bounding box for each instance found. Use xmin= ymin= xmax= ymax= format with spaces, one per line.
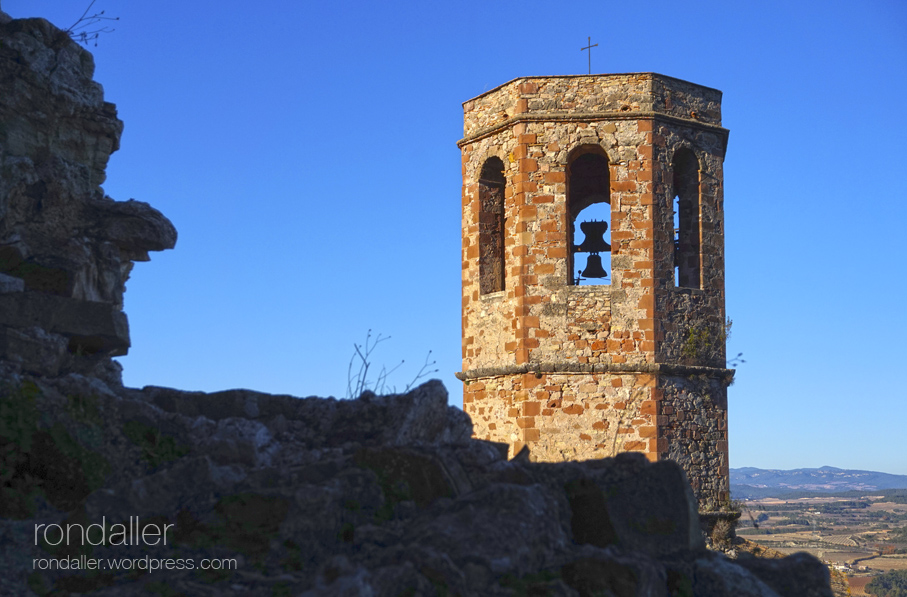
xmin=567 ymin=149 xmax=611 ymax=286
xmin=478 ymin=157 xmax=505 ymax=295
xmin=672 ymin=148 xmax=701 ymax=289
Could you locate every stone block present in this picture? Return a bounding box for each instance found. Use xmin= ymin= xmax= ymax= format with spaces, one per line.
xmin=0 ymin=273 xmax=24 ymax=293
xmin=0 ymin=325 xmax=67 ymax=376
xmin=0 ymin=291 xmax=129 ymax=356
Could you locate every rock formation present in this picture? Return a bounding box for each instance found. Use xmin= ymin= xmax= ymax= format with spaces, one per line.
xmin=0 ymin=11 xmax=834 ymax=596
xmin=0 ymin=10 xmax=176 ymax=382
xmin=1 ymin=376 xmax=835 ymax=596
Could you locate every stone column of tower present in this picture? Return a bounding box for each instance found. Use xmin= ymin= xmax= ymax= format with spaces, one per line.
xmin=456 ymin=74 xmax=732 ymax=509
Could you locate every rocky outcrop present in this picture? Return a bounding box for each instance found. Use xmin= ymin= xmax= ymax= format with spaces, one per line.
xmin=0 ymin=10 xmax=834 ymax=597
xmin=0 ymin=373 xmax=833 ymax=596
xmin=0 ymin=10 xmax=176 ymax=381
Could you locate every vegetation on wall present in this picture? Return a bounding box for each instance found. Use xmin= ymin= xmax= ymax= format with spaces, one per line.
xmin=0 ymin=382 xmax=109 ymax=518
xmin=680 ymin=317 xmax=743 ymax=368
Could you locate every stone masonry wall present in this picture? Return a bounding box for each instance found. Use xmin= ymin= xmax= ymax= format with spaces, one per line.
xmin=464 ymin=371 xmax=659 ymax=462
xmin=460 ymin=76 xmax=728 ymax=374
xmin=462 ymin=74 xmax=722 ymax=141
xmin=461 ymin=108 xmax=657 ymax=371
xmin=660 ymin=375 xmax=730 ymax=507
xmin=458 ymin=74 xmax=732 ymax=508
xmin=463 ymin=368 xmax=730 ymax=508
xmin=651 ymin=121 xmax=727 ymax=368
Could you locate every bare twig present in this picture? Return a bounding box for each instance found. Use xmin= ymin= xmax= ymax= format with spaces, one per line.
xmin=346 ymin=330 xmax=438 ymax=399
xmin=402 ymin=350 xmax=438 ymax=393
xmin=65 ymin=1 xmax=119 ymax=47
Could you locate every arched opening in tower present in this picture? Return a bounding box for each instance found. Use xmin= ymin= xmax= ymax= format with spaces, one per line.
xmin=672 ymin=148 xmax=701 ymax=289
xmin=568 ymin=151 xmax=611 ymax=286
xmin=478 ymin=157 xmax=505 ymax=294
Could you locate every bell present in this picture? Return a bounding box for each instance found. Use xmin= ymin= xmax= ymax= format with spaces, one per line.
xmin=577 ymin=220 xmax=611 ymax=254
xmin=581 ymin=254 xmax=608 ymax=279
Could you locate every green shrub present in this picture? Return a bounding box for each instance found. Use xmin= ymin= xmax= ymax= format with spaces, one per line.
xmin=122 ymin=420 xmax=188 ymax=470
xmin=866 ymin=569 xmax=907 ymax=597
xmin=1 ymin=382 xmax=109 ymax=517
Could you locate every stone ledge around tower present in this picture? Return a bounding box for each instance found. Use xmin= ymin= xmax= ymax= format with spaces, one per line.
xmin=456 ymin=362 xmax=735 ymax=381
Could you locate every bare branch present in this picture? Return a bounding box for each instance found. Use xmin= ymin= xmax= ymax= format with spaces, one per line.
xmin=345 ymin=331 xmax=437 ymax=399
xmin=65 ymin=1 xmax=119 ymax=47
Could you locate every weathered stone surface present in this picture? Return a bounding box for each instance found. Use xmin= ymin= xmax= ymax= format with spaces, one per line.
xmin=0 ymin=11 xmax=176 ymax=380
xmin=734 ymin=552 xmax=834 ymax=597
xmin=693 ymin=553 xmax=782 ymax=597
xmin=0 ymin=325 xmax=68 ymax=376
xmin=0 ymin=374 xmax=834 ymax=596
xmin=0 ymin=272 xmax=25 ymax=293
xmin=0 ymin=292 xmax=130 ymax=354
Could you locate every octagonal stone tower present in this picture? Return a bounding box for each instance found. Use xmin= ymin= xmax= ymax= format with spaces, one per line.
xmin=456 ymin=74 xmax=733 ymax=508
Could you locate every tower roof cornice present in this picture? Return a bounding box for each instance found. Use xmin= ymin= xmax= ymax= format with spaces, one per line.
xmin=462 ymin=73 xmax=723 ymax=105
xmin=459 ymin=73 xmax=726 ymax=147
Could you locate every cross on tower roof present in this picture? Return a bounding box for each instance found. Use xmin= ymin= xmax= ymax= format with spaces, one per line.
xmin=581 ymin=36 xmax=598 ymax=75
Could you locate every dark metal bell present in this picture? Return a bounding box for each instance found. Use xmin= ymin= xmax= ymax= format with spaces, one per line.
xmin=581 ymin=254 xmax=608 ymax=278
xmin=577 ymin=220 xmax=611 ymax=254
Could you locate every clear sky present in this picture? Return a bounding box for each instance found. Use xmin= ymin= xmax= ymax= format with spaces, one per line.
xmin=4 ymin=0 xmax=906 ymax=475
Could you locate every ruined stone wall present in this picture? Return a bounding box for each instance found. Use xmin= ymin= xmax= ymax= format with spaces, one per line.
xmin=0 ymin=13 xmax=175 ymax=380
xmin=459 ymin=74 xmax=732 ymax=508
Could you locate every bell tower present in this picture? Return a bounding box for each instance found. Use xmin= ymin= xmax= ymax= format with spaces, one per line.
xmin=456 ymin=74 xmax=733 ymax=509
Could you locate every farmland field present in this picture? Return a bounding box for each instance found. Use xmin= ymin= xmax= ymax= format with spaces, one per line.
xmin=736 ymin=493 xmax=907 ymax=579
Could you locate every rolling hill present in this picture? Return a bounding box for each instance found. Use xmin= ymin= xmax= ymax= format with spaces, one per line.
xmin=731 ymin=466 xmax=907 ymax=499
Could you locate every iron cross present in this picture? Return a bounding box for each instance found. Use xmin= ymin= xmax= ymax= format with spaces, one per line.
xmin=581 ymin=36 xmax=598 ymax=75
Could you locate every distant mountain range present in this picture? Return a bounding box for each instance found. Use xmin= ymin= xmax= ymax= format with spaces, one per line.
xmin=731 ymin=466 xmax=907 ymax=499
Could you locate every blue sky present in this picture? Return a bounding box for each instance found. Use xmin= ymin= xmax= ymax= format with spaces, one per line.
xmin=4 ymin=0 xmax=906 ymax=475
